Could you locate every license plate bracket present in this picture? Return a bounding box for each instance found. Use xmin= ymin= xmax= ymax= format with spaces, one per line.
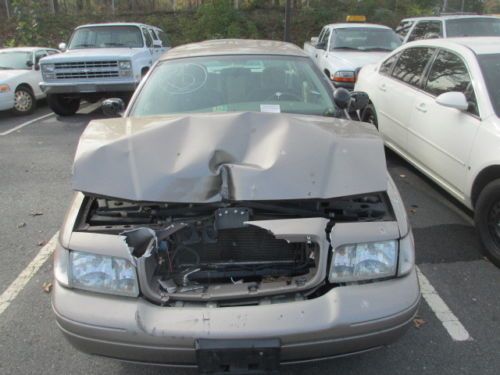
xmin=196 ymin=338 xmax=280 ymax=374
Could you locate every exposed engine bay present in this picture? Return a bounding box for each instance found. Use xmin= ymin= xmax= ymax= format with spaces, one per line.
xmin=76 ymin=194 xmax=393 ymax=304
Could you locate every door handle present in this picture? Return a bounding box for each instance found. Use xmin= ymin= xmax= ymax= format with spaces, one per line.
xmin=416 ymin=103 xmax=427 ymax=113
xmin=378 ymin=83 xmax=387 ymax=92
xmin=315 ymin=54 xmax=318 ymax=58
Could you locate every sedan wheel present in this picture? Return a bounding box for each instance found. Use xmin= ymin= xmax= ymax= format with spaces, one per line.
xmin=13 ymin=87 xmax=36 ymax=115
xmin=475 ymin=179 xmax=500 ymax=267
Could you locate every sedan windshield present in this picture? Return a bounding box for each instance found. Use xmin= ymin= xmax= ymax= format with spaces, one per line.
xmin=330 ymin=28 xmax=401 ymax=51
xmin=478 ymin=53 xmax=500 ymax=117
xmin=68 ymin=26 xmax=144 ymax=49
xmin=130 ymin=55 xmax=337 ymax=117
xmin=446 ymin=18 xmax=500 ymax=37
xmin=0 ymin=51 xmax=33 ymax=70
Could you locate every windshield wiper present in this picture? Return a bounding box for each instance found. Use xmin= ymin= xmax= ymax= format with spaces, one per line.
xmin=332 ymin=46 xmax=361 ymax=51
xmin=103 ymin=42 xmax=127 ymax=47
xmin=73 ymin=44 xmax=96 ymax=48
xmin=0 ymin=66 xmax=14 ymax=70
xmin=363 ymin=47 xmax=393 ymax=52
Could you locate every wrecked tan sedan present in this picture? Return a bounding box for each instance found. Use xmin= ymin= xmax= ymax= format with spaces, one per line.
xmin=52 ymin=39 xmax=420 ymax=372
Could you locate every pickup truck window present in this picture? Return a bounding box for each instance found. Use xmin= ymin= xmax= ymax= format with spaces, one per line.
xmin=0 ymin=51 xmax=33 ymax=70
xmin=392 ymin=47 xmax=435 ymax=87
xmin=317 ymin=28 xmax=330 ymax=49
xmin=395 ymin=21 xmax=414 ymax=39
xmin=407 ymin=21 xmax=443 ymax=42
xmin=446 ymin=18 xmax=500 ymax=37
xmin=68 ymin=26 xmax=144 ymax=49
xmin=142 ymin=28 xmax=153 ymax=48
xmin=330 ymin=28 xmax=401 ymax=52
xmin=478 ymin=53 xmax=500 ymax=117
xmin=158 ymin=31 xmax=171 ymax=47
xmin=130 ymin=55 xmax=337 ymax=118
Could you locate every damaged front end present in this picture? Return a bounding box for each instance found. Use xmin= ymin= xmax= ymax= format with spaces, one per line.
xmin=69 ymin=193 xmax=395 ymax=306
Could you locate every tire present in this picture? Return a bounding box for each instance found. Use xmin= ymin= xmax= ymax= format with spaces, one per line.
xmin=474 ymin=179 xmax=500 ymax=267
xmin=12 ymin=86 xmax=36 ymax=115
xmin=361 ymin=103 xmax=378 ymax=129
xmin=47 ymin=94 xmax=80 ymax=116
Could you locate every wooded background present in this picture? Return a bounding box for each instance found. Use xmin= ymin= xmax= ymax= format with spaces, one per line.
xmin=1 ymin=0 xmax=499 ymax=47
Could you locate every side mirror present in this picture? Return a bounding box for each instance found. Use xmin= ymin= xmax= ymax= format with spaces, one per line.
xmin=348 ymin=91 xmax=369 ymax=112
xmin=26 ymin=60 xmax=34 ymax=68
xmin=102 ymin=98 xmax=125 ymax=117
xmin=316 ymin=42 xmax=326 ymax=50
xmin=153 ymin=41 xmax=162 ymax=48
xmin=58 ymin=42 xmax=67 ymax=52
xmin=310 ymin=37 xmax=319 ymax=45
xmin=333 ymin=88 xmax=351 ymax=110
xmin=436 ymin=92 xmax=468 ymax=111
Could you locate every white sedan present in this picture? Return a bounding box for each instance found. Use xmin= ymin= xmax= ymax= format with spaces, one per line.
xmin=355 ymin=37 xmax=500 ymax=266
xmin=0 ymin=47 xmax=59 ymax=115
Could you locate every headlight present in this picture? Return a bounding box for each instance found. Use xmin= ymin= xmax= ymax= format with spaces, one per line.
xmin=69 ymin=250 xmax=139 ymax=297
xmin=0 ymin=84 xmax=11 ymax=93
xmin=42 ymin=72 xmax=56 ymax=80
xmin=332 ymin=70 xmax=356 ymax=83
xmin=329 ymin=240 xmax=398 ymax=282
xmin=41 ymin=63 xmax=55 ymax=72
xmin=119 ymin=60 xmax=132 ymax=70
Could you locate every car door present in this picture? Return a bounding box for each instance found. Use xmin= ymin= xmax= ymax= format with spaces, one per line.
xmin=148 ymin=28 xmax=164 ymax=61
xmin=407 ymin=20 xmax=443 ymax=42
xmin=407 ymin=49 xmax=480 ymax=197
xmin=316 ymin=27 xmax=331 ymax=71
xmin=142 ymin=27 xmax=154 ymax=58
xmin=377 ymin=46 xmax=436 ymax=151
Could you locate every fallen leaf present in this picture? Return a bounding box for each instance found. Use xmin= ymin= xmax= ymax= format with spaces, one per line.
xmin=17 ymin=222 xmax=26 ymax=228
xmin=413 ymin=318 xmax=426 ymax=328
xmin=42 ymin=282 xmax=52 ymax=293
xmin=399 ymin=174 xmax=406 ymax=178
xmin=410 ymin=208 xmax=417 ymax=214
xmin=37 ymin=240 xmax=46 ymax=246
xmin=30 ymin=212 xmax=43 ymax=217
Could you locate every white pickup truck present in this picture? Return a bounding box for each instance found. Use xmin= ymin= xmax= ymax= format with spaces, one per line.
xmin=40 ymin=22 xmax=170 ymax=116
xmin=304 ymin=23 xmax=401 ymax=90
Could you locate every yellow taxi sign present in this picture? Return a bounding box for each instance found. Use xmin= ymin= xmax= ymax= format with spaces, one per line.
xmin=346 ymin=15 xmax=366 ymax=22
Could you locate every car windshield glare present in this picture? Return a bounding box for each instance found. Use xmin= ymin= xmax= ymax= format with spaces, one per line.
xmin=0 ymin=51 xmax=33 ymax=70
xmin=446 ymin=18 xmax=500 ymax=37
xmin=331 ymin=28 xmax=401 ymax=51
xmin=68 ymin=26 xmax=144 ymax=49
xmin=130 ymin=55 xmax=337 ymax=117
xmin=478 ymin=53 xmax=500 ymax=117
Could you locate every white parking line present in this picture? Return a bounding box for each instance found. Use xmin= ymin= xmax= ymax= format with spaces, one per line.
xmin=0 ymin=233 xmax=58 ymax=317
xmin=0 ymin=112 xmax=55 ymax=136
xmin=416 ymin=266 xmax=471 ymax=341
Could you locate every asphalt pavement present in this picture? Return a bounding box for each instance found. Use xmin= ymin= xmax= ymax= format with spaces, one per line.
xmin=0 ymin=103 xmax=498 ymax=375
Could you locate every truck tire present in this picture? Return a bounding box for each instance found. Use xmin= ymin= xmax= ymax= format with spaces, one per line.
xmin=475 ymin=179 xmax=500 ymax=267
xmin=47 ymin=94 xmax=80 ymax=116
xmin=13 ymin=86 xmax=36 ymax=115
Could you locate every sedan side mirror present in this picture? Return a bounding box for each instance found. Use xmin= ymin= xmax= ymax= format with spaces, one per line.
xmin=348 ymin=91 xmax=370 ymax=112
xmin=102 ymin=98 xmax=125 ymax=117
xmin=436 ymin=92 xmax=468 ymax=111
xmin=26 ymin=60 xmax=34 ymax=68
xmin=58 ymin=42 xmax=67 ymax=52
xmin=333 ymin=88 xmax=351 ymax=110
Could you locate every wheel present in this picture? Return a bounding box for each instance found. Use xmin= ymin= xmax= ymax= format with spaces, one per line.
xmin=12 ymin=86 xmax=36 ymax=115
xmin=474 ymin=179 xmax=500 ymax=267
xmin=361 ymin=103 xmax=378 ymax=129
xmin=47 ymin=94 xmax=80 ymax=116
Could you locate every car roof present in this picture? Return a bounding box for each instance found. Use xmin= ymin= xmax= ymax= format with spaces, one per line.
xmin=325 ymin=23 xmax=392 ymax=30
xmin=76 ymin=22 xmax=159 ymax=29
xmin=0 ymin=47 xmax=55 ymax=53
xmin=160 ymin=39 xmax=308 ymax=61
xmin=401 ymin=15 xmax=498 ymax=22
xmin=405 ymin=37 xmax=500 ymax=55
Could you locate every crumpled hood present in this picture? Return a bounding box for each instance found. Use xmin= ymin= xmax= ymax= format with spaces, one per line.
xmin=330 ymin=51 xmax=389 ymax=70
xmin=42 ymin=48 xmax=141 ymax=63
xmin=72 ymin=112 xmax=387 ymax=202
xmin=0 ymin=69 xmax=30 ymax=83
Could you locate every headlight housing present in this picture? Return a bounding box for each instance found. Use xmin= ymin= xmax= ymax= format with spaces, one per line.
xmin=68 ymin=250 xmax=139 ymax=297
xmin=119 ymin=60 xmax=132 ymax=70
xmin=41 ymin=63 xmax=55 ymax=72
xmin=332 ymin=70 xmax=356 ymax=83
xmin=329 ymin=240 xmax=398 ymax=282
xmin=0 ymin=84 xmax=11 ymax=93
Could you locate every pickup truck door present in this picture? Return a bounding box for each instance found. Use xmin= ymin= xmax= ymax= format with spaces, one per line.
xmin=148 ymin=28 xmax=165 ymax=61
xmin=315 ymin=28 xmax=331 ymax=75
xmin=407 ymin=49 xmax=480 ymax=196
xmin=142 ymin=27 xmax=155 ymax=60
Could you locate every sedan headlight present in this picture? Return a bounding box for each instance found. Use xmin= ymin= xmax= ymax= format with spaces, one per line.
xmin=332 ymin=70 xmax=356 ymax=83
xmin=69 ymin=250 xmax=139 ymax=297
xmin=0 ymin=84 xmax=11 ymax=93
xmin=329 ymin=240 xmax=398 ymax=282
xmin=119 ymin=60 xmax=132 ymax=70
xmin=41 ymin=63 xmax=55 ymax=72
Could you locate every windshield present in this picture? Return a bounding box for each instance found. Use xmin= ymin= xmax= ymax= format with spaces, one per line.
xmin=0 ymin=51 xmax=33 ymax=70
xmin=446 ymin=18 xmax=500 ymax=37
xmin=130 ymin=55 xmax=337 ymax=117
xmin=478 ymin=53 xmax=500 ymax=117
xmin=330 ymin=28 xmax=402 ymax=51
xmin=68 ymin=26 xmax=144 ymax=49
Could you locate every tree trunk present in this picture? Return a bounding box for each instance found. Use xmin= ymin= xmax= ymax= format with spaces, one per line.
xmin=4 ymin=0 xmax=10 ymax=18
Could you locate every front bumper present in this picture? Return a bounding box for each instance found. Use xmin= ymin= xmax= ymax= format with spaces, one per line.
xmin=52 ymin=268 xmax=420 ymax=367
xmin=39 ymin=80 xmax=137 ymax=95
xmin=0 ymin=92 xmax=15 ymax=111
